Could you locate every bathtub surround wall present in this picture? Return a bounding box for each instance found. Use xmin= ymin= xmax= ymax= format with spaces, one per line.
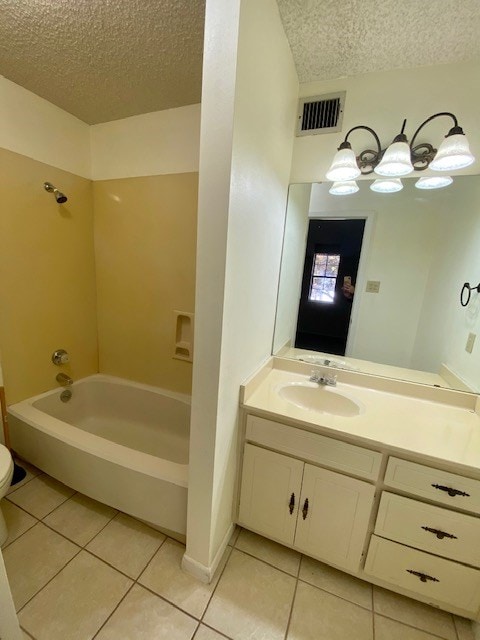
xmin=0 ymin=78 xmax=200 ymax=401
xmin=94 ymin=173 xmax=197 ymax=394
xmin=0 ymin=148 xmax=98 ymax=404
xmin=184 ymin=0 xmax=298 ymax=579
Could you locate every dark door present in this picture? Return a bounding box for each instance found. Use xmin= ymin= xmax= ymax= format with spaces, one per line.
xmin=295 ymin=218 xmax=366 ymax=355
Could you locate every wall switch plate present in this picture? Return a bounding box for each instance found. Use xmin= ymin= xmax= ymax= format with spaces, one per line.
xmin=366 ymin=280 xmax=380 ymax=293
xmin=466 ymin=332 xmax=476 ymax=354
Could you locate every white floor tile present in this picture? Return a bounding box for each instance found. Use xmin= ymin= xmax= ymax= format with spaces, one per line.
xmin=7 ymin=475 xmax=75 ymax=519
xmin=373 ymin=587 xmax=457 ymax=640
xmin=235 ymin=529 xmax=301 ymax=576
xmin=3 ymin=522 xmax=78 ymax=610
xmin=7 ymin=461 xmax=42 ymax=496
xmin=44 ymin=493 xmax=117 ymax=546
xmin=194 ymin=625 xmax=229 ymax=640
xmin=139 ymin=538 xmax=230 ymax=619
xmin=19 ymin=550 xmax=132 ymax=640
xmin=95 ymin=584 xmax=197 ymax=640
xmin=299 ymin=555 xmax=372 ymax=609
xmin=375 ymin=615 xmax=446 ymax=640
xmin=1 ymin=500 xmax=37 ymax=548
xmin=86 ymin=512 xmax=165 ymax=578
xmin=288 ymin=580 xmax=373 ymax=640
xmin=204 ymin=549 xmax=296 ymax=640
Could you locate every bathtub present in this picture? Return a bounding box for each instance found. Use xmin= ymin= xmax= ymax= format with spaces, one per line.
xmin=8 ymin=374 xmax=189 ymax=537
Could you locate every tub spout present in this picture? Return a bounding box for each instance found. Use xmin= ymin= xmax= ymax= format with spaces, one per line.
xmin=56 ymin=373 xmax=73 ymax=386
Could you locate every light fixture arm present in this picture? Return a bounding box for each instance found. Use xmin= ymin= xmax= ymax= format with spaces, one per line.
xmin=409 ymin=112 xmax=464 ymax=170
xmin=338 ymin=125 xmax=382 ymax=174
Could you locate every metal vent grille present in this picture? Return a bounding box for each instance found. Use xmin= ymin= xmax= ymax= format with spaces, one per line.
xmin=296 ymin=92 xmax=346 ymax=136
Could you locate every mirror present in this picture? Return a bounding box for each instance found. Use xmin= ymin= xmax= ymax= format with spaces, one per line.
xmin=273 ymin=175 xmax=480 ymax=393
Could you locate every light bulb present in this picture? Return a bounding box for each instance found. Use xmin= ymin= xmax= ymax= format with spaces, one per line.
xmin=415 ymin=176 xmax=453 ymax=190
xmin=430 ymin=134 xmax=475 ymax=171
xmin=329 ymin=181 xmax=359 ymax=195
xmin=370 ymin=178 xmax=403 ymax=193
xmin=326 ymin=148 xmax=361 ymax=182
xmin=375 ymin=141 xmax=413 ymax=177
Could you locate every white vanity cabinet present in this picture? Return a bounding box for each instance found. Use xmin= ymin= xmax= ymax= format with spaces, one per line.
xmin=238 ymin=416 xmax=378 ymax=571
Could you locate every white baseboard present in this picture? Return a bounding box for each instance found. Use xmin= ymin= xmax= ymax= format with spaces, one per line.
xmin=182 ymin=522 xmax=235 ymax=584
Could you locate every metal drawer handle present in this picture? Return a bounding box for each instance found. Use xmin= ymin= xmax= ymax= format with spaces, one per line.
xmin=431 ymin=484 xmax=470 ymax=498
xmin=407 ymin=569 xmax=440 ymax=583
xmin=289 ymin=493 xmax=295 ymax=515
xmin=302 ymin=498 xmax=309 ymax=520
xmin=421 ymin=526 xmax=457 ymax=540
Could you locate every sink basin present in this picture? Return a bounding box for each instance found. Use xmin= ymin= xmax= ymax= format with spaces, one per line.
xmin=278 ymin=383 xmax=362 ymax=417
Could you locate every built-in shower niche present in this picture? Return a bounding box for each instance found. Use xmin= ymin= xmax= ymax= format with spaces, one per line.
xmin=173 ymin=311 xmax=194 ymax=362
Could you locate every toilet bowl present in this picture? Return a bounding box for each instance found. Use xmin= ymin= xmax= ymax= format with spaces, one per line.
xmin=0 ymin=445 xmax=14 ymax=545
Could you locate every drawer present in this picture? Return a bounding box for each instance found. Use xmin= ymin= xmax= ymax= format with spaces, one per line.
xmin=385 ymin=457 xmax=480 ymax=515
xmin=245 ymin=415 xmax=382 ymax=480
xmin=375 ymin=492 xmax=480 ymax=567
xmin=364 ymin=536 xmax=480 ymax=613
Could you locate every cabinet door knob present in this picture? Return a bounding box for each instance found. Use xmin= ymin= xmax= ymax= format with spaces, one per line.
xmin=431 ymin=484 xmax=470 ymax=498
xmin=289 ymin=493 xmax=295 ymax=515
xmin=406 ymin=569 xmax=440 ymax=583
xmin=421 ymin=526 xmax=457 ymax=540
xmin=302 ymin=498 xmax=309 ymax=520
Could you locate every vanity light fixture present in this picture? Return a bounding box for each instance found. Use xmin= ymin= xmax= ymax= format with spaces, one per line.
xmin=415 ymin=175 xmax=453 ymax=190
xmin=370 ymin=178 xmax=403 ymax=193
xmin=325 ymin=112 xmax=475 ymax=185
xmin=328 ymin=180 xmax=359 ymax=195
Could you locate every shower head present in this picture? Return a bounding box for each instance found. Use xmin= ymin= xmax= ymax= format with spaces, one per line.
xmin=44 ymin=182 xmax=68 ymax=204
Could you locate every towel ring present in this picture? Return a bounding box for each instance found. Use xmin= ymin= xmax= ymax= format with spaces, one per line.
xmin=461 ymin=282 xmax=480 ymax=307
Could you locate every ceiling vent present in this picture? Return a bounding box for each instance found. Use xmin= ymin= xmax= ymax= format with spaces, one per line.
xmin=296 ymin=92 xmax=346 ymax=136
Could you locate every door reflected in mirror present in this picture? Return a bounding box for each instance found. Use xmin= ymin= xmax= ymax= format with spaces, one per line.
xmin=273 ymin=176 xmax=480 ymax=393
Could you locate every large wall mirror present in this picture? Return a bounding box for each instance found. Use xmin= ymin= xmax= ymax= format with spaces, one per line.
xmin=273 ymin=176 xmax=480 ymax=393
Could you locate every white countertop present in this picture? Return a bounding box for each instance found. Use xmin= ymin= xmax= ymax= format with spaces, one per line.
xmin=242 ymin=365 xmax=480 ymax=474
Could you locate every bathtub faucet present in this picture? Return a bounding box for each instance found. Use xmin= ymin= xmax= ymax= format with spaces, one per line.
xmin=56 ymin=373 xmax=73 ymax=386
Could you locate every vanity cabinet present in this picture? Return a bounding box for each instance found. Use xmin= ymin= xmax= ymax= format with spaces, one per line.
xmin=238 ymin=421 xmax=377 ymax=571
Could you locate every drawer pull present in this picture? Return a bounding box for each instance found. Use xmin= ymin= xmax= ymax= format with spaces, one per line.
xmin=302 ymin=498 xmax=309 ymax=520
xmin=421 ymin=526 xmax=458 ymax=540
xmin=406 ymin=569 xmax=440 ymax=583
xmin=431 ymin=484 xmax=470 ymax=498
xmin=289 ymin=493 xmax=295 ymax=515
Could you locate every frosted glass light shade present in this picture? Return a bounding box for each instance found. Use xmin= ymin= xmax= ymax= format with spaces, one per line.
xmin=374 ymin=141 xmax=414 ymax=177
xmin=329 ymin=181 xmax=359 ymax=195
xmin=429 ymin=134 xmax=475 ymax=171
xmin=326 ymin=148 xmax=361 ymax=181
xmin=370 ymin=178 xmax=403 ymax=193
xmin=415 ymin=175 xmax=453 ymax=190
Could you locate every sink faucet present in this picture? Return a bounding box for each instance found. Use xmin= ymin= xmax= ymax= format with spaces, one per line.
xmin=310 ymin=370 xmax=337 ymax=386
xmin=56 ymin=373 xmax=73 ymax=386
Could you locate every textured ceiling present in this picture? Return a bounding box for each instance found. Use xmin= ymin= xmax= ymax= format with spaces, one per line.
xmin=0 ymin=0 xmax=205 ymax=124
xmin=276 ymin=0 xmax=480 ymax=83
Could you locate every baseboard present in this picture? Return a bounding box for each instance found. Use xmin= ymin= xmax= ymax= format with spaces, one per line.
xmin=182 ymin=522 xmax=235 ymax=584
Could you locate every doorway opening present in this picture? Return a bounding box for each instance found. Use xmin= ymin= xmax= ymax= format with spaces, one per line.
xmin=295 ymin=218 xmax=366 ymax=355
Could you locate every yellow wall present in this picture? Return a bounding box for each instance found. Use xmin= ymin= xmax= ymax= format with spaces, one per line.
xmin=0 ymin=148 xmax=98 ymax=404
xmin=93 ymin=173 xmax=197 ymax=394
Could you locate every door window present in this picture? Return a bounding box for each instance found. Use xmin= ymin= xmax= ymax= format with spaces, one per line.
xmin=308 ymin=253 xmax=340 ymax=303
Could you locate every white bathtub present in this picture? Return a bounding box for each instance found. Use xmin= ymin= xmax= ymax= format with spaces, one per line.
xmin=8 ymin=375 xmax=190 ymax=537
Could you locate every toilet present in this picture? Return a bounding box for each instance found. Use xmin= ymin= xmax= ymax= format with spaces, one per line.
xmin=0 ymin=444 xmax=14 ymax=545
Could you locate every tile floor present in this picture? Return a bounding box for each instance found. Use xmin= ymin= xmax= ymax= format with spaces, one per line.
xmin=1 ymin=462 xmax=476 ymax=640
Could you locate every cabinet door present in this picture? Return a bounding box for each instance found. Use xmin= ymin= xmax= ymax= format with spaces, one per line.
xmin=295 ymin=464 xmax=375 ymax=571
xmin=238 ymin=444 xmax=304 ymax=546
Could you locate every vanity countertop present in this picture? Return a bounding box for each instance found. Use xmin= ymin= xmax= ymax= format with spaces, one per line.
xmin=241 ymin=362 xmax=480 ymax=474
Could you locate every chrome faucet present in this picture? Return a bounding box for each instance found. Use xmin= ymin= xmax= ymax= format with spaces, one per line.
xmin=56 ymin=372 xmax=73 ymax=386
xmin=309 ymin=370 xmax=337 ymax=386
